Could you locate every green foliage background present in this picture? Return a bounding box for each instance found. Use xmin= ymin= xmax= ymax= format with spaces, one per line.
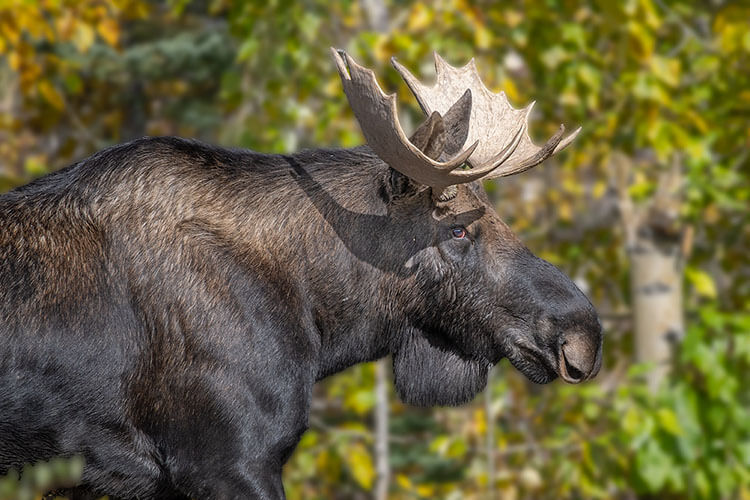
xmin=0 ymin=1 xmax=748 ymax=498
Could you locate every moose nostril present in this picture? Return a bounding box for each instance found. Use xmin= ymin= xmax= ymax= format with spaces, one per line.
xmin=562 ymin=352 xmax=584 ymax=381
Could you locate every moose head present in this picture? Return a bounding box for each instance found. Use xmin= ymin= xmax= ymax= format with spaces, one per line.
xmin=327 ymin=49 xmax=603 ymax=406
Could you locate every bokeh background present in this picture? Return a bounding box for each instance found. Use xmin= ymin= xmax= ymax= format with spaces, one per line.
xmin=0 ymin=1 xmax=748 ymax=499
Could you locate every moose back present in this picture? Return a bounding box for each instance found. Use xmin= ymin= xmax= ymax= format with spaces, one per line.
xmin=0 ymin=50 xmax=602 ymax=499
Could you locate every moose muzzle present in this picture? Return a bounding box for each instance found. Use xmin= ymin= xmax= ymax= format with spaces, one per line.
xmin=558 ymin=327 xmax=603 ymax=383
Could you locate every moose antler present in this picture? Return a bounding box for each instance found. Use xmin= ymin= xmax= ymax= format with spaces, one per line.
xmin=331 ymin=49 xmax=580 ymax=195
xmin=391 ymin=53 xmax=580 ymax=179
xmin=331 ymin=48 xmax=517 ymax=191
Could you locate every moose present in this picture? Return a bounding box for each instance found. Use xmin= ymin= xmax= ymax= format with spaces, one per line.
xmin=0 ymin=49 xmax=602 ymax=499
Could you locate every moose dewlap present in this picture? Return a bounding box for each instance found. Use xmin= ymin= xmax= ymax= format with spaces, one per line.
xmin=0 ymin=49 xmax=602 ymax=499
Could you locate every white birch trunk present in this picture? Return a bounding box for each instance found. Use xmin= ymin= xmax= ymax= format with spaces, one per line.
xmin=616 ymin=153 xmax=686 ymax=390
xmin=630 ymin=240 xmax=684 ymax=390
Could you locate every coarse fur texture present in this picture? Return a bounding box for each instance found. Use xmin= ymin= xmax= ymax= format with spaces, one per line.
xmin=0 ymin=135 xmax=602 ymax=499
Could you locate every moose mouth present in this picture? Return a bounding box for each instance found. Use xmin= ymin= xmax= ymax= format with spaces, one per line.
xmin=504 ymin=343 xmax=559 ymax=385
xmin=505 ymin=338 xmax=599 ymax=385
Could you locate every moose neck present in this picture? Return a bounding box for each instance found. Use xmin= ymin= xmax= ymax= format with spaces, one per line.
xmin=254 ymin=147 xmax=414 ymax=379
xmin=268 ymin=148 xmax=493 ymax=403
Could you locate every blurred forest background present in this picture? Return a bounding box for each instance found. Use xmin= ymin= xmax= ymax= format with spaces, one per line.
xmin=0 ymin=0 xmax=748 ymax=499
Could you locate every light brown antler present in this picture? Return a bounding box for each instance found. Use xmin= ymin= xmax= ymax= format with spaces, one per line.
xmin=332 ymin=48 xmax=520 ymax=192
xmin=391 ymin=53 xmax=581 ymax=179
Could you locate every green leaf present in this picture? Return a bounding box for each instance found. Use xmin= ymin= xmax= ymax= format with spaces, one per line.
xmin=656 ymin=408 xmax=682 ymax=436
xmin=635 ymin=440 xmax=674 ymax=492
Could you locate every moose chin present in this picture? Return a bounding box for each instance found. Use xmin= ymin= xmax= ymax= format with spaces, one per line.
xmin=0 ymin=49 xmax=602 ymax=499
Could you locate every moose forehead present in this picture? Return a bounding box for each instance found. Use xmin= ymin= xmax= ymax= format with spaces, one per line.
xmin=434 ymin=183 xmax=518 ymax=237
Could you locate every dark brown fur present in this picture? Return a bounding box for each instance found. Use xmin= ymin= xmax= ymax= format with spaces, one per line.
xmin=0 ymin=136 xmax=601 ymax=499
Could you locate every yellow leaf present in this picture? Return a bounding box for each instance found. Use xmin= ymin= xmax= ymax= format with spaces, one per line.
xmin=685 ymin=109 xmax=709 ymax=133
xmin=346 ymin=442 xmax=375 ymax=490
xmin=344 ymin=387 xmax=375 ymax=415
xmin=323 ymin=76 xmax=340 ymax=97
xmin=703 ymin=204 xmax=719 ymax=224
xmin=396 ymin=473 xmax=412 ymax=490
xmin=686 ymin=268 xmax=717 ymax=299
xmin=24 ymin=154 xmax=48 ymax=176
xmin=0 ymin=21 xmax=20 ymax=45
xmin=474 ymin=408 xmax=486 ymax=435
xmin=558 ymin=201 xmax=572 ymax=222
xmin=8 ymin=51 xmax=20 ymax=70
xmin=474 ymin=26 xmax=492 ymax=49
xmin=560 ymin=85 xmax=580 ymax=107
xmin=315 ymin=448 xmax=342 ymax=480
xmin=38 ymin=80 xmax=64 ymax=110
xmin=429 ymin=435 xmax=450 ymax=455
xmin=499 ymin=77 xmax=520 ymax=104
xmin=539 ymin=251 xmax=562 ymax=265
xmin=649 ymin=56 xmax=680 ymax=87
xmin=622 ymin=406 xmax=640 ymax=434
xmin=407 ymin=3 xmax=432 ymax=32
xmin=592 ymin=180 xmax=607 ymax=199
xmin=505 ymin=10 xmax=523 ymax=28
xmin=563 ymin=176 xmax=584 ymax=196
xmin=627 ymin=20 xmax=654 ymax=60
xmin=97 ymin=18 xmax=119 ymax=47
xmin=639 ymin=0 xmax=662 ymax=29
xmin=55 ymin=10 xmax=75 ymax=40
xmin=73 ymin=23 xmax=95 ymax=52
xmin=447 ymin=438 xmax=467 ymax=458
xmin=416 ymin=484 xmax=435 ymax=497
xmin=372 ymin=34 xmax=389 ymax=63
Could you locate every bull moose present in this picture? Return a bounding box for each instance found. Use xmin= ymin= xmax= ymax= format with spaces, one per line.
xmin=0 ymin=49 xmax=602 ymax=499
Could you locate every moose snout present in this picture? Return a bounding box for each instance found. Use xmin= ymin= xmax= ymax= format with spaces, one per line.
xmin=557 ymin=327 xmax=603 ymax=384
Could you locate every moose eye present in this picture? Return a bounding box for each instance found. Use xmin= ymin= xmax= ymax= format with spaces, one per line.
xmin=451 ymin=227 xmax=467 ymax=239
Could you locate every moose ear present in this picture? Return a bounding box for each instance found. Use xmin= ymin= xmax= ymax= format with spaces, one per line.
xmin=387 ymin=110 xmax=447 ymax=199
xmin=439 ymin=89 xmax=472 ymax=159
xmin=388 ymin=92 xmax=471 ymax=199
xmin=409 ymin=110 xmax=447 ymax=161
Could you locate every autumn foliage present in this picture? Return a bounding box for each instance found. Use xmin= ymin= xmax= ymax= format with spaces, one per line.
xmin=0 ymin=1 xmax=748 ymax=499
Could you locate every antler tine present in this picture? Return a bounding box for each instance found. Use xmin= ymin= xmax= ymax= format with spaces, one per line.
xmin=391 ymin=53 xmax=580 ymax=181
xmin=331 ymin=48 xmax=479 ymax=192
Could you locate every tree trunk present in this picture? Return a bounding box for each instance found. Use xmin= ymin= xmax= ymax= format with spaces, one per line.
xmin=615 ymin=153 xmax=687 ymax=390
xmin=374 ymin=360 xmax=390 ymax=500
xmin=361 ymin=0 xmax=389 ymax=32
xmin=630 ymin=239 xmax=684 ymax=390
xmin=485 ymin=368 xmax=496 ymax=500
xmin=361 ymin=3 xmax=391 ymax=497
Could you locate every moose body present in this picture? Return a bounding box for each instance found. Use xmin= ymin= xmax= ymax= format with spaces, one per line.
xmin=0 ymin=52 xmax=602 ymax=499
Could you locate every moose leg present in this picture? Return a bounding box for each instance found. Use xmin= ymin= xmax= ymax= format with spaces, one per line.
xmin=145 ymin=332 xmax=315 ymax=499
xmin=241 ymin=466 xmax=286 ymax=500
xmin=147 ymin=364 xmax=311 ymax=500
xmin=178 ymin=464 xmax=285 ymax=500
xmin=124 ymin=262 xmax=319 ymax=499
xmin=164 ymin=413 xmax=303 ymax=500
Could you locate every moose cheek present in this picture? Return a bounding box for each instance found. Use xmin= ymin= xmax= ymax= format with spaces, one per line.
xmin=437 ymin=240 xmax=471 ymax=268
xmin=437 ymin=238 xmax=473 ymax=264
